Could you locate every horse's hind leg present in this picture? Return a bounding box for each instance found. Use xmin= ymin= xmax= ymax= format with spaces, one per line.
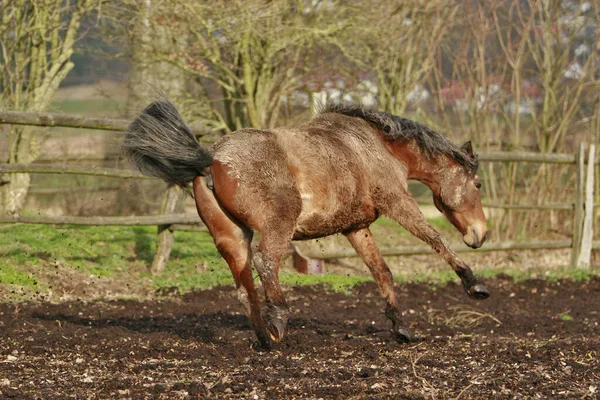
xmin=253 ymin=224 xmax=295 ymax=343
xmin=193 ymin=177 xmax=271 ymax=348
xmin=248 ymin=188 xmax=300 ymax=343
xmin=345 ymin=228 xmax=412 ymax=343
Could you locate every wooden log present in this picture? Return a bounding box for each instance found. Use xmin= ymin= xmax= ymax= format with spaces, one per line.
xmin=416 ymin=198 xmax=574 ymax=211
xmin=31 ymin=151 xmax=579 ymax=165
xmin=0 ymin=163 xmax=149 ymax=179
xmin=0 ymin=110 xmax=129 ymax=131
xmin=151 ymin=186 xmax=186 ymax=275
xmin=0 ymin=213 xmax=201 ymax=226
xmin=479 ymin=151 xmax=576 ymax=164
xmin=28 ymin=185 xmax=121 ymax=194
xmin=169 ymin=224 xmax=207 ymax=232
xmin=577 ymin=144 xmax=595 ymax=268
xmin=0 ymin=110 xmax=208 ymax=136
xmin=571 ymin=144 xmax=586 ymax=268
xmin=481 ymin=202 xmax=574 ymax=210
xmin=304 ymin=240 xmax=573 ymax=260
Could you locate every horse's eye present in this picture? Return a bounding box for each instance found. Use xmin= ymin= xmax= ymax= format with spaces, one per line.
xmin=475 ymin=181 xmax=482 ymax=189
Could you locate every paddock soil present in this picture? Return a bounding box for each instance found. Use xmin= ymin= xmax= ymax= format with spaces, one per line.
xmin=1 ymin=277 xmax=599 ymax=399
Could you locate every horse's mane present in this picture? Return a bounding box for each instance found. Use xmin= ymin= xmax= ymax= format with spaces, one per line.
xmin=320 ymin=103 xmax=478 ymax=172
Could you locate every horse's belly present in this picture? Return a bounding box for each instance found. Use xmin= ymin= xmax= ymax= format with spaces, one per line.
xmin=292 ymin=194 xmax=378 ymax=240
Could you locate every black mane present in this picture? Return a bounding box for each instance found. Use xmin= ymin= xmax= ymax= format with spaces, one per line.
xmin=321 ymin=103 xmax=478 ymax=172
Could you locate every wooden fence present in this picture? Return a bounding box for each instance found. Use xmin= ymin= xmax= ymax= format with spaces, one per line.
xmin=0 ymin=110 xmax=596 ymax=273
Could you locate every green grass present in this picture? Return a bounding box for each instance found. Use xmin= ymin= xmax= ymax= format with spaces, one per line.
xmin=152 ymin=230 xmax=230 ymax=293
xmin=0 ymin=265 xmax=37 ymax=286
xmin=0 ymin=224 xmax=134 ymax=273
xmin=374 ymin=215 xmax=453 ymax=234
xmin=280 ymin=272 xmax=371 ymax=294
xmin=426 ymin=216 xmax=454 ymax=231
xmin=1 ymin=224 xmax=598 ymax=299
xmin=0 ymin=224 xmax=374 ymax=296
xmin=0 ymin=224 xmax=228 ymax=293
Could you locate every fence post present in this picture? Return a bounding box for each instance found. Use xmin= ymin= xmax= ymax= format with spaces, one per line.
xmin=151 ymin=186 xmax=185 ymax=275
xmin=577 ymin=144 xmax=595 ymax=268
xmin=291 ymin=244 xmax=323 ymax=274
xmin=571 ymin=143 xmax=586 ymax=268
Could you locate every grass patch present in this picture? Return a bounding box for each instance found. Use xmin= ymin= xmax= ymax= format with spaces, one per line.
xmin=1 ymin=224 xmax=598 ymax=300
xmin=374 ymin=215 xmax=453 ymax=234
xmin=374 ymin=217 xmax=399 ymax=228
xmin=427 ymin=216 xmax=454 ymax=231
xmin=152 ymin=266 xmax=232 ymax=294
xmin=151 ymin=230 xmax=231 ymax=293
xmin=281 ymin=272 xmax=371 ymax=294
xmin=0 ymin=264 xmax=36 ymax=286
xmin=0 ymin=224 xmax=225 ymax=295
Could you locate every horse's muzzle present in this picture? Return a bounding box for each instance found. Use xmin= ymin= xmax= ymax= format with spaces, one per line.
xmin=463 ymin=226 xmax=489 ymax=249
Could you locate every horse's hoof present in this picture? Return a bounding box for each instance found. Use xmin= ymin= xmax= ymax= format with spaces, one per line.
xmin=467 ymin=283 xmax=490 ymax=300
xmin=267 ymin=319 xmax=286 ymax=343
xmin=254 ymin=330 xmax=273 ymax=351
xmin=392 ymin=327 xmax=413 ymax=343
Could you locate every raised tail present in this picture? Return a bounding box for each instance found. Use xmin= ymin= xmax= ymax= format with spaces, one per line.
xmin=123 ymin=100 xmax=213 ymax=187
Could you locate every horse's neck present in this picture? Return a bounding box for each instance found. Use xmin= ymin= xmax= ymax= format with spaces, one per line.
xmin=390 ymin=139 xmax=448 ymax=191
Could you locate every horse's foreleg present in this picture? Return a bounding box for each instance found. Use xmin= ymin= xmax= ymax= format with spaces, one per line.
xmin=193 ymin=177 xmax=271 ymax=349
xmin=345 ymin=228 xmax=413 ymax=343
xmin=385 ymin=195 xmax=490 ymax=300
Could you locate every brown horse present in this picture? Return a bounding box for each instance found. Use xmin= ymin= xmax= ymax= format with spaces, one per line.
xmin=124 ymin=101 xmax=490 ymax=348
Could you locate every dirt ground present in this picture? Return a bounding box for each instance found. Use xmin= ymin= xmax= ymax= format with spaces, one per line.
xmin=1 ymin=277 xmax=599 ymax=399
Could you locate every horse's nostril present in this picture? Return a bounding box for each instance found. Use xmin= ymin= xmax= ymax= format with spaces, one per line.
xmin=482 ymin=230 xmax=490 ymax=243
xmin=465 ymin=226 xmax=489 ymax=249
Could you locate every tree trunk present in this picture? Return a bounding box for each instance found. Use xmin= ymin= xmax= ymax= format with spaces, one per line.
xmin=0 ymin=0 xmax=89 ymax=215
xmin=1 ymin=125 xmax=39 ymax=214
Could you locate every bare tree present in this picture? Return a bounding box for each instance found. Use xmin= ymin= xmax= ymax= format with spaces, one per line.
xmin=431 ymin=0 xmax=600 ymax=239
xmin=524 ymin=0 xmax=599 ymax=154
xmin=357 ymin=0 xmax=458 ymax=115
xmin=145 ymin=0 xmax=353 ymax=132
xmin=123 ymin=0 xmax=188 ymax=116
xmin=0 ymin=0 xmax=97 ymax=214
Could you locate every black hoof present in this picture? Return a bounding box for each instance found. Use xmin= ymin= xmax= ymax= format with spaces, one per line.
xmin=467 ymin=283 xmax=490 ymax=300
xmin=252 ymin=338 xmax=272 ymax=351
xmin=392 ymin=327 xmax=413 ymax=344
xmin=254 ymin=330 xmax=273 ymax=351
xmin=267 ymin=319 xmax=286 ymax=343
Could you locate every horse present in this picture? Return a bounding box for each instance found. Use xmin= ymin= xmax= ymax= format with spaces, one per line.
xmin=124 ymin=100 xmax=490 ymax=349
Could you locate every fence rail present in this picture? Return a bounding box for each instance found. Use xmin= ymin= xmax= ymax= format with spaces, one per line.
xmin=0 ymin=163 xmax=148 ymax=179
xmin=0 ymin=109 xmax=596 ymax=272
xmin=415 ymin=198 xmax=576 ymax=211
xmin=478 ymin=151 xmax=576 ymax=164
xmin=0 ymin=110 xmax=208 ymax=136
xmin=0 ymin=213 xmax=203 ymax=226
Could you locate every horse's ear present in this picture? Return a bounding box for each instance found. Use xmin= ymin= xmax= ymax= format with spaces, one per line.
xmin=462 ymin=141 xmax=474 ymax=157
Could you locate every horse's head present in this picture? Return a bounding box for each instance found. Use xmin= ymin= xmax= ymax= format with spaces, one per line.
xmin=432 ymin=142 xmax=488 ymax=249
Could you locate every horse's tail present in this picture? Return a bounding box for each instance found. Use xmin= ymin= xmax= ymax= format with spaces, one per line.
xmin=123 ymin=100 xmax=213 ymax=187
